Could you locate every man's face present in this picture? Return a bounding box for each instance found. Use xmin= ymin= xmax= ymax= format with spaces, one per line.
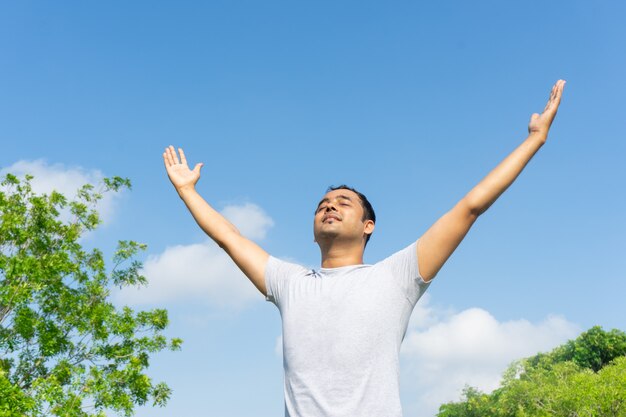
xmin=313 ymin=189 xmax=374 ymax=246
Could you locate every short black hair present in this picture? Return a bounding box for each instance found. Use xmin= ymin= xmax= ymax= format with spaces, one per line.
xmin=327 ymin=184 xmax=376 ymax=245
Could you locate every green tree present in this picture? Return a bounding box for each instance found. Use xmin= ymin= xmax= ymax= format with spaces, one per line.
xmin=595 ymin=356 xmax=626 ymax=416
xmin=0 ymin=174 xmax=181 ymax=417
xmin=528 ymin=326 xmax=626 ymax=372
xmin=497 ymin=356 xmax=626 ymax=416
xmin=437 ymin=327 xmax=626 ymax=417
xmin=437 ymin=386 xmax=494 ymax=417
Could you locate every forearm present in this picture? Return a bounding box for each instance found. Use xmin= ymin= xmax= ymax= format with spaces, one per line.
xmin=464 ymin=132 xmax=546 ymax=216
xmin=176 ymin=186 xmax=240 ymax=246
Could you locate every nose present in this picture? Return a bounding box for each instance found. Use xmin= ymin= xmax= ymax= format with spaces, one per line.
xmin=325 ymin=203 xmax=337 ymax=212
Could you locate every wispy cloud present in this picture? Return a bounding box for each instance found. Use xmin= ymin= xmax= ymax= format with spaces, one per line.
xmin=400 ymin=296 xmax=580 ymax=416
xmin=0 ymin=159 xmax=122 ymax=224
xmin=115 ymin=203 xmax=274 ymax=310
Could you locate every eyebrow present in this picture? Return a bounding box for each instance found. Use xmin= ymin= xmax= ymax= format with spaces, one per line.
xmin=316 ymin=194 xmax=353 ymax=209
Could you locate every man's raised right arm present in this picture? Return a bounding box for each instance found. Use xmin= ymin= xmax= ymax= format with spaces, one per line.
xmin=163 ymin=145 xmax=269 ymax=296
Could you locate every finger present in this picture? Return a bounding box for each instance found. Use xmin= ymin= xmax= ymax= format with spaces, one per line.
xmin=193 ymin=162 xmax=203 ymax=175
xmin=542 ymin=86 xmax=556 ymax=112
xmin=179 ymin=148 xmax=188 ymax=167
xmin=549 ymin=82 xmax=559 ymax=102
xmin=164 ymin=147 xmax=175 ymax=167
xmin=163 ymin=151 xmax=170 ymax=168
xmin=543 ymin=82 xmax=561 ymax=113
xmin=169 ymin=145 xmax=180 ymax=165
xmin=550 ymin=80 xmax=564 ymax=108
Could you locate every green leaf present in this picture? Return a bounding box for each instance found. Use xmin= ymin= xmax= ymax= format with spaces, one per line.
xmin=0 ymin=173 xmax=180 ymax=417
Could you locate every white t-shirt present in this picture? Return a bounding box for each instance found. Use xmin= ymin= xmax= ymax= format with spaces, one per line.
xmin=265 ymin=241 xmax=431 ymax=417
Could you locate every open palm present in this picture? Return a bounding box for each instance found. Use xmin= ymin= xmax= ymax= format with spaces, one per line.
xmin=528 ymin=79 xmax=566 ymax=137
xmin=163 ymin=146 xmax=203 ymax=190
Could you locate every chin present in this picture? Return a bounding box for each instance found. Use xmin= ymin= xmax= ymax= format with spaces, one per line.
xmin=314 ymin=230 xmax=340 ymax=242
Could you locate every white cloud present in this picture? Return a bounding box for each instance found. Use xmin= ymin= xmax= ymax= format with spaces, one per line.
xmin=115 ymin=203 xmax=274 ymax=309
xmin=221 ymin=203 xmax=274 ymax=240
xmin=400 ymin=298 xmax=580 ymax=416
xmin=0 ymin=159 xmax=121 ymax=224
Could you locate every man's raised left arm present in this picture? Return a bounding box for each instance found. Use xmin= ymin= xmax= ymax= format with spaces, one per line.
xmin=416 ymin=80 xmax=566 ymax=282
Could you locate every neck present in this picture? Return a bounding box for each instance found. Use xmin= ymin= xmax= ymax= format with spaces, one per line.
xmin=319 ymin=241 xmax=365 ymax=268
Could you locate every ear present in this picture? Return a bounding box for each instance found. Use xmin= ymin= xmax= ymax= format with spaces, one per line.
xmin=363 ymin=220 xmax=375 ymax=236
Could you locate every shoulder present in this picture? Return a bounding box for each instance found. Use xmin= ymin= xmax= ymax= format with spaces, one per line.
xmin=376 ymin=241 xmax=418 ymax=267
xmin=266 ymin=255 xmax=311 ymax=278
xmin=375 ymin=240 xmax=429 ymax=285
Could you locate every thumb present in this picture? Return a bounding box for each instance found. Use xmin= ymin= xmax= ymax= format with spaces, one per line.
xmin=193 ymin=163 xmax=203 ymax=175
xmin=530 ymin=113 xmax=540 ymax=122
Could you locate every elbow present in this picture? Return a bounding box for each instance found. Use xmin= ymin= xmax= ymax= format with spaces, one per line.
xmin=470 ymin=205 xmax=486 ymax=218
xmin=461 ymin=197 xmax=483 ymax=219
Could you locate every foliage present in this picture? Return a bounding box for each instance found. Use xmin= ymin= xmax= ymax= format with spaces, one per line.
xmin=437 ymin=326 xmax=626 ymax=417
xmin=437 ymin=386 xmax=494 ymax=417
xmin=0 ymin=174 xmax=181 ymax=416
xmin=529 ymin=326 xmax=626 ymax=372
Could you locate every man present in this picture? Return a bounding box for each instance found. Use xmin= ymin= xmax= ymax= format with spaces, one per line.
xmin=163 ymin=80 xmax=566 ymax=417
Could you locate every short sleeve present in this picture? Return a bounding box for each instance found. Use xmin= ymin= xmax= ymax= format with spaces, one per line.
xmin=264 ymin=256 xmax=309 ymax=307
xmin=378 ymin=239 xmax=432 ymax=302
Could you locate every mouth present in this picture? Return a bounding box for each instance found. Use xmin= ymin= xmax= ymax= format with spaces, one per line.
xmin=322 ymin=214 xmax=341 ymax=223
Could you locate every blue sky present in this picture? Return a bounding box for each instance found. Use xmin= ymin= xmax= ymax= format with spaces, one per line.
xmin=1 ymin=1 xmax=625 ymax=416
